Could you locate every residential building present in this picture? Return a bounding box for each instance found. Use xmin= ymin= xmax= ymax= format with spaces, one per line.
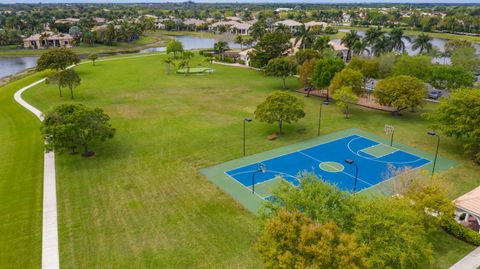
xmin=274 ymin=19 xmax=302 ymax=33
xmin=23 ymin=31 xmax=74 ymax=49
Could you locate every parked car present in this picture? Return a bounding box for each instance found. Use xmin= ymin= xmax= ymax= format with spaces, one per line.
xmin=428 ymin=90 xmax=442 ymax=100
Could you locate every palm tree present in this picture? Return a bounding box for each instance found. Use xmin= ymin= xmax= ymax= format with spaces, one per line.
xmin=274 ymin=24 xmax=290 ymax=35
xmin=312 ymin=35 xmax=333 ymax=54
xmin=234 ymin=35 xmax=243 ymax=50
xmin=180 ymin=51 xmax=194 ymax=75
xmin=250 ymin=21 xmax=266 ymax=40
xmin=412 ymin=33 xmax=433 ymax=54
xmin=364 ymin=27 xmax=384 ymax=47
xmin=389 ymin=28 xmax=411 ymax=53
xmin=371 ymin=35 xmax=392 ymax=56
xmin=341 ymin=30 xmax=361 ymax=61
xmin=214 ymin=41 xmax=229 ymax=61
xmin=163 ymin=56 xmax=176 ymax=75
xmin=352 ymin=40 xmax=370 ymax=56
xmin=294 ymin=24 xmax=315 ymax=50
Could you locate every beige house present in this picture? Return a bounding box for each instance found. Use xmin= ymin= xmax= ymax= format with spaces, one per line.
xmin=455 ymin=186 xmax=480 ymax=232
xmin=305 ymin=21 xmax=328 ymax=29
xmin=274 ymin=19 xmax=302 ymax=32
xmin=23 ymin=31 xmax=74 ymax=49
xmin=209 ymin=20 xmax=251 ymax=35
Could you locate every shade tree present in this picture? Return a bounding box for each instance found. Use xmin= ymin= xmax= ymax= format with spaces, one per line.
xmin=312 ymin=57 xmax=345 ymax=100
xmin=374 ymin=75 xmax=427 ymax=114
xmin=166 ymin=40 xmax=184 ymax=58
xmin=41 ymin=104 xmax=115 ymax=157
xmin=329 ymin=68 xmax=364 ymax=96
xmin=332 ymin=86 xmax=359 ymax=119
xmin=254 ymin=91 xmax=305 ymax=135
xmin=264 ymin=58 xmax=297 ymax=89
xmin=249 ymin=32 xmax=291 ymax=68
xmin=36 ymin=48 xmax=80 ymax=71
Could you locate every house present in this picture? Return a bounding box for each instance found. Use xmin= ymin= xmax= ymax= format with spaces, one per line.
xmin=455 ymin=186 xmax=480 ymax=233
xmin=239 ymin=48 xmax=253 ymax=66
xmin=304 ymin=21 xmax=328 ymax=29
xmin=94 ymin=17 xmax=107 ymax=24
xmin=23 ymin=31 xmax=74 ymax=49
xmin=275 ymin=8 xmax=292 ymax=12
xmin=54 ymin=18 xmax=80 ymax=25
xmin=328 ymin=40 xmax=349 ymax=62
xmin=156 ymin=22 xmax=166 ymax=30
xmin=274 ymin=19 xmax=302 ymax=33
xmin=209 ymin=20 xmax=251 ymax=35
xmin=183 ymin=18 xmax=206 ymax=27
xmin=226 ymin=16 xmax=242 ymax=22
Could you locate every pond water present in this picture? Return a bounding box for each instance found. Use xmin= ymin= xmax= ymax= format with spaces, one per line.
xmin=0 ymin=35 xmax=241 ymax=79
xmin=139 ymin=35 xmax=240 ymax=53
xmin=1 ymin=32 xmax=478 ymax=79
xmin=0 ymin=56 xmax=39 ymax=79
xmin=337 ymin=29 xmax=480 ymax=64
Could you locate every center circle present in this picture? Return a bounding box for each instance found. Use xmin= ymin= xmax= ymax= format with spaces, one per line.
xmin=319 ymin=162 xmax=345 ymax=173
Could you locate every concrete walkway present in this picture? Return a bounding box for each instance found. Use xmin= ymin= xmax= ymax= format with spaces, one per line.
xmin=14 ymin=78 xmax=59 ymax=269
xmin=450 ymin=247 xmax=480 ymax=269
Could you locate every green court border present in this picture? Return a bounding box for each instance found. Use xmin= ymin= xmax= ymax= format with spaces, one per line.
xmin=200 ymin=128 xmax=456 ymax=214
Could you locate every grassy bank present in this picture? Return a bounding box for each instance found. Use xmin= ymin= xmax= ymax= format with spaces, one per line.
xmin=0 ymin=73 xmax=46 ymax=269
xmin=18 ymin=53 xmax=479 ymax=268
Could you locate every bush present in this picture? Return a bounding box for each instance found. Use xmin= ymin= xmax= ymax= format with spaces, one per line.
xmin=441 ymin=217 xmax=480 ymax=246
xmin=238 ymin=59 xmax=246 ymax=65
xmin=222 ymin=56 xmax=235 ymax=63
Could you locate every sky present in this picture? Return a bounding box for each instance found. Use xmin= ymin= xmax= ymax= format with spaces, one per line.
xmin=1 ymin=0 xmax=479 ymax=3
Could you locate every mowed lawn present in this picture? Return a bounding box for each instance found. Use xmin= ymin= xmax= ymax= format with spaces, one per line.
xmin=21 ymin=53 xmax=479 ymax=268
xmin=0 ymin=73 xmax=45 ymax=269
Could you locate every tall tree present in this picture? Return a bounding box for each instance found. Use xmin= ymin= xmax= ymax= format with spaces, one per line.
xmin=312 ymin=35 xmax=333 ymax=54
xmin=393 ymin=55 xmax=433 ymax=81
xmin=412 ymin=33 xmax=433 ymax=54
xmin=298 ymin=59 xmax=317 ymax=96
xmin=428 ymin=88 xmax=480 ymax=163
xmin=88 ymin=53 xmax=98 ymax=66
xmin=312 ymin=57 xmax=345 ymax=101
xmin=58 ymin=69 xmax=81 ymax=99
xmin=429 ymin=65 xmax=474 ymax=90
xmin=332 ymin=86 xmax=359 ymax=119
xmin=257 ymin=210 xmax=368 ymax=269
xmin=450 ymin=46 xmax=480 ymax=74
xmin=329 ymin=68 xmax=364 ymax=96
xmin=294 ymin=24 xmax=315 ymax=50
xmin=389 ymin=28 xmax=411 ymax=52
xmin=249 ymin=32 xmax=291 ymax=68
xmin=213 ymin=41 xmax=229 ymax=61
xmin=374 ymin=75 xmax=427 ymax=114
xmin=364 ymin=27 xmax=384 ymax=47
xmin=36 ymin=48 xmax=80 ymax=71
xmin=166 ymin=40 xmax=184 ymax=58
xmin=254 ymin=91 xmax=305 ymax=134
xmin=163 ymin=56 xmax=176 ymax=75
xmin=41 ymin=104 xmax=115 ymax=157
xmin=264 ymin=58 xmax=298 ymax=89
xmin=341 ymin=30 xmax=361 ymax=61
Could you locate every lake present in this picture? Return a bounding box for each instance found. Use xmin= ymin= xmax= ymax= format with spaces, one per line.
xmin=0 ymin=35 xmax=241 ymax=79
xmin=337 ymin=29 xmax=480 ymax=64
xmin=1 ymin=32 xmax=478 ymax=79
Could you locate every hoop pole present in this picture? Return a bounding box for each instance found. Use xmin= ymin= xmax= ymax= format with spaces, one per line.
xmin=390 ymin=130 xmax=394 ymax=146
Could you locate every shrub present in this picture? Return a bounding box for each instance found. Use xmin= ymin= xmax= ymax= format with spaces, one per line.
xmin=441 ymin=217 xmax=480 ymax=246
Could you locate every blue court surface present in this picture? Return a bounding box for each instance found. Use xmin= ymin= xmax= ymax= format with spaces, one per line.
xmin=225 ymin=134 xmax=431 ymax=198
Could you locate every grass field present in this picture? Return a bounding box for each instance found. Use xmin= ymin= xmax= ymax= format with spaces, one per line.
xmin=5 ymin=52 xmax=478 ymax=268
xmin=0 ymin=73 xmax=46 ymax=268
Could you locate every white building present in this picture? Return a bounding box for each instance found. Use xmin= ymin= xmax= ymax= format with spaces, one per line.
xmin=274 ymin=19 xmax=302 ymax=33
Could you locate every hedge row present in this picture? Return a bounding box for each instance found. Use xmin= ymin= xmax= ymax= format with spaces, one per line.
xmin=441 ymin=217 xmax=480 ymax=246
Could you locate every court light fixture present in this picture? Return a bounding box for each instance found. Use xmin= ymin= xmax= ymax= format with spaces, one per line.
xmin=344 ymin=159 xmax=358 ymax=193
xmin=427 ymin=131 xmax=440 ymax=178
xmin=243 ymin=118 xmax=253 ymax=156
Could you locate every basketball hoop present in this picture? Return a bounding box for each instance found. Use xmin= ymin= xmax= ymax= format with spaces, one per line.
xmin=384 ymin=124 xmax=395 ymax=146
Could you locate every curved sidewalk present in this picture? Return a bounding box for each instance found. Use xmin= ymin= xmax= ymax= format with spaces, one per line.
xmin=450 ymin=247 xmax=480 ymax=269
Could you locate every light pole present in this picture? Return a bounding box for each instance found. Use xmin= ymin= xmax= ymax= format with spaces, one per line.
xmin=317 ymin=100 xmax=329 ymax=136
xmin=345 ymin=159 xmax=358 ymax=193
xmin=243 ymin=118 xmax=252 ymax=156
xmin=427 ymin=131 xmax=440 ymax=177
xmin=252 ymin=164 xmax=266 ymax=194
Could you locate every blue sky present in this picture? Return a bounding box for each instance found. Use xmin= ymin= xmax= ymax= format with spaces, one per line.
xmin=1 ymin=0 xmax=479 ymax=3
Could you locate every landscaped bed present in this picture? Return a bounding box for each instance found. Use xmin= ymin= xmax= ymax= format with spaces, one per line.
xmin=176 ymin=66 xmax=214 ymax=74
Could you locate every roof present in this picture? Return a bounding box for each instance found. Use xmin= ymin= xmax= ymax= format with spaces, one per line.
xmin=455 ymin=186 xmax=480 ymax=216
xmin=329 ymin=40 xmax=348 ymax=51
xmin=183 ymin=18 xmax=205 ymax=26
xmin=275 ymin=19 xmax=302 ymax=27
xmin=305 ymin=21 xmax=327 ymax=28
xmin=226 ymin=16 xmax=242 ymax=21
xmin=23 ymin=31 xmax=73 ymax=42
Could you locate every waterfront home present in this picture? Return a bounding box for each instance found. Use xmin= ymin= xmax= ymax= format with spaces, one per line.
xmin=209 ymin=20 xmax=251 ymax=35
xmin=23 ymin=31 xmax=74 ymax=49
xmin=274 ymin=19 xmax=302 ymax=33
